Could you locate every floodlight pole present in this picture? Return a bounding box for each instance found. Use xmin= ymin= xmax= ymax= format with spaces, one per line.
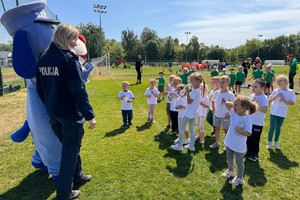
xmin=185 ymin=31 xmax=191 ymax=62
xmin=94 ymin=4 xmax=107 ymax=57
xmin=258 ymin=34 xmax=263 ymax=57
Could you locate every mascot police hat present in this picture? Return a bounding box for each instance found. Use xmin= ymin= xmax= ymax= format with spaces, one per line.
xmin=1 ymin=0 xmax=59 ymax=36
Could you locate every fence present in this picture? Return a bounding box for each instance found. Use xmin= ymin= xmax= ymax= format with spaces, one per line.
xmin=0 ymin=66 xmax=26 ymax=96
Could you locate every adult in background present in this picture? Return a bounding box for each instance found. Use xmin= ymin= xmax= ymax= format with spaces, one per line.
xmin=241 ymin=57 xmax=252 ymax=87
xmin=287 ymin=54 xmax=297 ymax=89
xmin=135 ymin=54 xmax=143 ymax=84
xmin=252 ymin=57 xmax=262 ymax=71
xmin=36 ymin=24 xmax=96 ymax=200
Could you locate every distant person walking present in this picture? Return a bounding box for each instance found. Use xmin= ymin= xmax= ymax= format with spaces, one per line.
xmin=241 ymin=57 xmax=252 ymax=79
xmin=135 ymin=55 xmax=143 ymax=84
xmin=287 ymin=54 xmax=297 ymax=89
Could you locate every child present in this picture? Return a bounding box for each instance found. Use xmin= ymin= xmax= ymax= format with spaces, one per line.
xmin=221 ymin=96 xmax=256 ymax=186
xmin=164 ymin=75 xmax=176 ymax=131
xmin=171 ymin=72 xmax=205 ymax=151
xmin=235 ymin=66 xmax=245 ymax=95
xmin=210 ymin=66 xmax=219 ymax=77
xmin=221 ymin=68 xmax=227 ymax=76
xmin=209 ymin=75 xmax=235 ymax=149
xmin=196 ymin=84 xmax=209 ymax=144
xmin=157 ymin=71 xmax=166 ymax=101
xmin=169 ymin=77 xmax=182 ymax=133
xmin=207 ymin=76 xmax=220 ymax=137
xmin=246 ymin=79 xmax=268 ymax=161
xmin=248 ymin=63 xmax=263 ymax=81
xmin=266 ymin=75 xmax=296 ymax=149
xmin=117 ymin=81 xmax=134 ymax=128
xmin=174 ymin=84 xmax=190 ymax=144
xmin=263 ymin=64 xmax=274 ymax=95
xmin=180 ymin=67 xmax=190 ymax=85
xmin=228 ymin=68 xmax=236 ymax=94
xmin=144 ymin=79 xmax=160 ymax=123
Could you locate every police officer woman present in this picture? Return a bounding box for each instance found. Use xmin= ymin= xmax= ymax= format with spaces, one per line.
xmin=36 ymin=24 xmax=96 ymax=200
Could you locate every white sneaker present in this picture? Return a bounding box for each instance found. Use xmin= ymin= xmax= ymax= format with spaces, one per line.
xmin=171 ymin=144 xmax=183 ymax=151
xmin=229 ymin=176 xmax=245 ymax=186
xmin=183 ymin=138 xmax=190 ymax=145
xmin=221 ymin=169 xmax=236 ymax=179
xmin=174 ymin=138 xmax=179 ymax=143
xmin=209 ymin=143 xmax=220 ymax=149
xmin=266 ymin=142 xmax=273 ymax=149
xmin=184 ymin=144 xmax=195 ymax=152
xmin=274 ymin=142 xmax=280 ymax=149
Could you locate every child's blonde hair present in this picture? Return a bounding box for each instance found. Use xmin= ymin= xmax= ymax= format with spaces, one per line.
xmin=189 ymin=72 xmax=206 ymax=97
xmin=238 ymin=66 xmax=243 ymax=71
xmin=122 ymin=81 xmax=130 ymax=86
xmin=173 ymin=76 xmax=182 ymax=84
xmin=219 ymin=75 xmax=230 ymax=82
xmin=149 ymin=79 xmax=157 ymax=85
xmin=168 ymin=75 xmax=176 ymax=81
xmin=236 ymin=95 xmax=257 ymax=115
xmin=276 ymin=74 xmax=289 ymax=85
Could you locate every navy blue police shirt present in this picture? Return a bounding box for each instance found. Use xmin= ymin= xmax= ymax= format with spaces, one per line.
xmin=36 ymin=42 xmax=95 ymax=121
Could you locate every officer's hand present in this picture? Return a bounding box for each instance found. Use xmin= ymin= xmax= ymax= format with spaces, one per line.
xmin=88 ymin=118 xmax=96 ymax=129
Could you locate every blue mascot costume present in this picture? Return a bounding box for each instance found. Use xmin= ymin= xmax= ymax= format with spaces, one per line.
xmin=1 ymin=0 xmax=94 ymax=181
xmin=1 ymin=0 xmax=62 ymax=180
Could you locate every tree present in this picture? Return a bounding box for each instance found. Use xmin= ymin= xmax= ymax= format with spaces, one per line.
xmin=78 ymin=22 xmax=105 ymax=59
xmin=207 ymin=45 xmax=226 ymax=61
xmin=140 ymin=27 xmax=158 ymax=46
xmin=0 ymin=42 xmax=12 ymax=51
xmin=121 ymin=28 xmax=138 ymax=61
xmin=145 ymin=40 xmax=159 ymax=61
xmin=103 ymin=39 xmax=125 ymax=65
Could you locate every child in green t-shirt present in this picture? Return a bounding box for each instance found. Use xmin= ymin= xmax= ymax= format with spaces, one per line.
xmin=157 ymin=71 xmax=166 ymax=101
xmin=210 ymin=66 xmax=219 ymax=77
xmin=180 ymin=67 xmax=189 ymax=85
xmin=248 ymin=63 xmax=263 ymax=80
xmin=228 ymin=68 xmax=236 ymax=94
xmin=263 ymin=64 xmax=274 ymax=95
xmin=235 ymin=66 xmax=245 ymax=95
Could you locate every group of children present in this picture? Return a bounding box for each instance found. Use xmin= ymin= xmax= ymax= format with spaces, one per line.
xmin=117 ymin=67 xmax=296 ymax=187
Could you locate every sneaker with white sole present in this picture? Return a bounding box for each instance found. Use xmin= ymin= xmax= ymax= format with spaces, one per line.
xmin=221 ymin=169 xmax=236 ymax=179
xmin=274 ymin=142 xmax=280 ymax=149
xmin=266 ymin=142 xmax=273 ymax=149
xmin=209 ymin=142 xmax=220 ymax=149
xmin=183 ymin=138 xmax=190 ymax=145
xmin=229 ymin=177 xmax=245 ymax=186
xmin=174 ymin=138 xmax=179 ymax=143
xmin=171 ymin=144 xmax=183 ymax=151
xmin=184 ymin=144 xmax=195 ymax=152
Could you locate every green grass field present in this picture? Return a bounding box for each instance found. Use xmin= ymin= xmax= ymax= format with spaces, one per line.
xmin=0 ymin=66 xmax=300 ymax=200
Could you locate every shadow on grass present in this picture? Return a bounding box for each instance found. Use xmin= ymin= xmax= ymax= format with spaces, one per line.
xmin=220 ymin=181 xmax=244 ymax=200
xmin=164 ymin=148 xmax=195 ymax=178
xmin=268 ymin=149 xmax=299 ymax=169
xmin=204 ymin=141 xmax=227 ymax=173
xmin=105 ymin=127 xmax=127 ymax=137
xmin=0 ymin=170 xmax=56 ymax=200
xmin=154 ymin=131 xmax=177 ymax=150
xmin=244 ymin=160 xmax=267 ymax=187
xmin=136 ymin=122 xmax=152 ymax=132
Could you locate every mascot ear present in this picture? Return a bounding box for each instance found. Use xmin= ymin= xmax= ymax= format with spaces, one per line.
xmin=13 ymin=30 xmax=37 ymax=79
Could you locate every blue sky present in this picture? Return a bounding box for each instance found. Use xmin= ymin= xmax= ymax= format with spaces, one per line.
xmin=1 ymin=0 xmax=300 ymax=48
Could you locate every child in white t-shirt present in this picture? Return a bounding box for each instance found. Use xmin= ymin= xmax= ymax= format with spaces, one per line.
xmin=117 ymin=81 xmax=134 ymax=128
xmin=221 ymin=96 xmax=256 ymax=186
xmin=266 ymin=74 xmax=296 ymax=149
xmin=144 ymin=79 xmax=160 ymax=123
xmin=246 ymin=79 xmax=268 ymax=161
xmin=171 ymin=72 xmax=205 ymax=152
xmin=164 ymin=75 xmax=176 ymax=131
xmin=174 ymin=84 xmax=189 ymax=144
xmin=196 ymin=85 xmax=209 ymax=144
xmin=169 ymin=77 xmax=182 ymax=133
xmin=210 ymin=75 xmax=235 ymax=149
xmin=206 ymin=76 xmax=220 ymax=137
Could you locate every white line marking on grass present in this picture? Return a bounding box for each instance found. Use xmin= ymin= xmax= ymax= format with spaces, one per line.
xmin=109 ymin=74 xmax=164 ymax=130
